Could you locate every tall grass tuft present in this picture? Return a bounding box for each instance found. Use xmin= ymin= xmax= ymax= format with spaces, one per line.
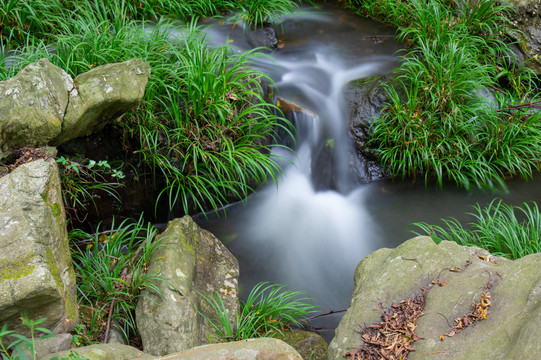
xmin=69 ymin=216 xmax=166 ymax=343
xmin=351 ymin=0 xmax=541 ymax=190
xmin=413 ymin=199 xmax=541 ymax=259
xmin=199 ymin=282 xmax=317 ymax=342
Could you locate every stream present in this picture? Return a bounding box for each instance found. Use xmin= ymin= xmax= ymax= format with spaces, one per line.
xmin=194 ymin=3 xmax=541 ymax=340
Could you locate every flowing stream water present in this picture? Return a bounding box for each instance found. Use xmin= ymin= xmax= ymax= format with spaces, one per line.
xmin=194 ymin=3 xmax=541 ymax=339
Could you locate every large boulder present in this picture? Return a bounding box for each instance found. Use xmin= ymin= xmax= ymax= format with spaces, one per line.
xmin=504 ymin=0 xmax=541 ymax=74
xmin=328 ymin=236 xmax=541 ymax=360
xmin=0 ymin=158 xmax=78 ymax=338
xmin=52 ymin=58 xmax=150 ymax=145
xmin=161 ymin=338 xmax=303 ymax=360
xmin=136 ymin=216 xmax=239 ymax=356
xmin=0 ymin=59 xmax=73 ymax=161
xmin=42 ymin=343 xmax=156 ymax=360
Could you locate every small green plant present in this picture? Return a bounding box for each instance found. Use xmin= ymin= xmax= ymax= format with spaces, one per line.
xmin=56 ymin=156 xmax=124 ymax=222
xmin=199 ymin=282 xmax=317 ymax=342
xmin=412 ymin=199 xmax=541 ymax=259
xmin=69 ymin=215 xmax=166 ymax=343
xmin=0 ymin=316 xmax=54 ymax=360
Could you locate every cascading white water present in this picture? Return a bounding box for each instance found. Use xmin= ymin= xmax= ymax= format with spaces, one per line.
xmin=197 ymin=5 xmax=401 ymax=332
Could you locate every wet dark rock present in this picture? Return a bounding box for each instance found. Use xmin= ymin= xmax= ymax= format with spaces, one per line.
xmin=345 ymin=75 xmax=394 ymax=183
xmin=246 ymin=26 xmax=279 ymax=49
xmin=503 ymin=0 xmax=541 ymax=74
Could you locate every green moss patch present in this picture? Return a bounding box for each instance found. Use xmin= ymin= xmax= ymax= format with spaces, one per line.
xmin=0 ymin=254 xmax=35 ymax=282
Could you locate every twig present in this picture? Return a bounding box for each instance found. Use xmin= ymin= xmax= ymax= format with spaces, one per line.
xmin=438 ymin=312 xmax=453 ymax=328
xmin=497 ymin=100 xmax=541 ymax=113
xmin=402 ymin=257 xmax=423 ymax=269
xmin=307 ymin=309 xmax=347 ymax=320
xmin=103 ymin=298 xmax=117 ymax=344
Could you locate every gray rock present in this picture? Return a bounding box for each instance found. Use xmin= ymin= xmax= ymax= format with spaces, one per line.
xmin=52 ymin=58 xmax=150 ymax=145
xmin=277 ymin=330 xmax=328 ymax=360
xmin=246 ymin=26 xmax=279 ymax=49
xmin=160 ymin=338 xmax=303 ymax=360
xmin=31 ymin=333 xmax=73 ymax=359
xmin=0 ymin=158 xmax=78 ymax=340
xmin=328 ymin=236 xmax=541 ymax=360
xmin=136 ymin=216 xmax=239 ymax=356
xmin=0 ymin=58 xmax=73 ymax=161
xmin=503 ymin=0 xmax=541 ymax=74
xmin=42 ymin=343 xmax=156 ymax=360
xmin=345 ymin=76 xmax=393 ymax=182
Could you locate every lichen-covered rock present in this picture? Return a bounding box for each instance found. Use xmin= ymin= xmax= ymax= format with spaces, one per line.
xmin=136 ymin=216 xmax=239 ymax=356
xmin=0 ymin=158 xmax=78 ymax=338
xmin=503 ymin=0 xmax=541 ymax=74
xmin=161 ymin=338 xmax=303 ymax=360
xmin=328 ymin=236 xmax=541 ymax=360
xmin=52 ymin=58 xmax=150 ymax=145
xmin=0 ymin=58 xmax=73 ymax=161
xmin=42 ymin=343 xmax=156 ymax=360
xmin=277 ymin=330 xmax=328 ymax=360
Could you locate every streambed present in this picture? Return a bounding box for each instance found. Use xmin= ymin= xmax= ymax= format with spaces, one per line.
xmin=191 ymin=2 xmax=541 ymax=339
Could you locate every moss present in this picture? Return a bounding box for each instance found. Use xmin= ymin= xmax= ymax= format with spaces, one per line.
xmin=46 ymin=249 xmax=78 ymax=322
xmin=40 ymin=192 xmax=61 ymax=225
xmin=0 ymin=254 xmax=35 ymax=282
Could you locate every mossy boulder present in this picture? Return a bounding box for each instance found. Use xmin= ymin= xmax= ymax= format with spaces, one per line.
xmin=0 ymin=158 xmax=78 ymax=338
xmin=503 ymin=0 xmax=541 ymax=74
xmin=0 ymin=58 xmax=73 ymax=162
xmin=52 ymin=58 xmax=150 ymax=145
xmin=136 ymin=216 xmax=239 ymax=356
xmin=160 ymin=338 xmax=303 ymax=360
xmin=328 ymin=236 xmax=541 ymax=360
xmin=42 ymin=343 xmax=156 ymax=360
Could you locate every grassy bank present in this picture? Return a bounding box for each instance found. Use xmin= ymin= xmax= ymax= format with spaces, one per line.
xmin=1 ymin=0 xmax=299 ymax=215
xmin=347 ymin=0 xmax=541 ymax=191
xmin=413 ymin=199 xmax=541 ymax=259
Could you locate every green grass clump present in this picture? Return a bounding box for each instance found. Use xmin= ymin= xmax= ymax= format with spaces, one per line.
xmin=1 ymin=3 xmax=293 ymax=215
xmin=199 ymin=282 xmax=317 ymax=342
xmin=69 ymin=216 xmax=165 ymax=344
xmin=413 ymin=199 xmax=541 ymax=259
xmin=233 ymin=0 xmax=299 ymax=29
xmin=132 ymin=25 xmax=288 ymax=213
xmin=347 ymin=0 xmax=541 ymax=191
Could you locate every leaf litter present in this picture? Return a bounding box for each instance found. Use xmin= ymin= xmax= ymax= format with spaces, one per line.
xmin=344 ymin=267 xmax=497 ymax=359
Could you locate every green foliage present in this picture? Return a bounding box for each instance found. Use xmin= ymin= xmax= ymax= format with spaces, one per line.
xmin=199 ymin=282 xmax=317 ymax=342
xmin=233 ymin=0 xmax=299 ymax=29
xmin=353 ymin=0 xmax=541 ymax=190
xmin=132 ymin=25 xmax=289 ymax=213
xmin=0 ymin=316 xmax=54 ymax=360
xmin=69 ymin=216 xmax=165 ymax=343
xmin=413 ymin=199 xmax=541 ymax=260
xmin=56 ymin=156 xmax=124 ymax=222
xmin=1 ymin=2 xmax=293 ymax=215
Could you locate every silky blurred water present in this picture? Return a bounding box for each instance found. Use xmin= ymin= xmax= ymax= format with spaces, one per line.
xmin=195 ymin=2 xmax=541 ymax=339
